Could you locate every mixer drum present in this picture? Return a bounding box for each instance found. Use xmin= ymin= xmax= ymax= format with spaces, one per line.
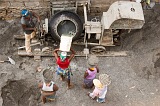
xmin=49 ymin=11 xmax=83 ymax=41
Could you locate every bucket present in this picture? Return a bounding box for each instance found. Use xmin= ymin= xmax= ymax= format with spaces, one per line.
xmin=59 ymin=34 xmax=73 ymax=52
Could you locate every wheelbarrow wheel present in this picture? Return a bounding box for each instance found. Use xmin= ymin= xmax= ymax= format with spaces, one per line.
xmin=90 ymin=46 xmax=106 ymax=54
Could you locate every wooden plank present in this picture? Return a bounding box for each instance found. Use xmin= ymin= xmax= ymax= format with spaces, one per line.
xmin=14 ymin=35 xmax=25 ymax=40
xmin=18 ymin=49 xmax=128 ymax=57
xmin=18 ymin=49 xmax=52 ymax=56
xmin=18 ymin=42 xmax=41 ymax=49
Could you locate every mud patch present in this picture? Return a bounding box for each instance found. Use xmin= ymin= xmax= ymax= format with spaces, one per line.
xmin=1 ymin=80 xmax=39 ymax=106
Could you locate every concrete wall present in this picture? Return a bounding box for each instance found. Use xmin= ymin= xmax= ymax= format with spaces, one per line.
xmin=0 ymin=0 xmax=128 ymax=20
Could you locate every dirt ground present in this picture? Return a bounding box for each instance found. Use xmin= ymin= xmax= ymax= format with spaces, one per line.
xmin=0 ymin=5 xmax=160 ymax=106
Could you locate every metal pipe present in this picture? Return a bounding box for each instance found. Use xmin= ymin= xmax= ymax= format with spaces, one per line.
xmin=83 ymin=4 xmax=87 ymax=23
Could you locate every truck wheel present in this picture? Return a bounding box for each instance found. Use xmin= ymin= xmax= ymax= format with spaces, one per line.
xmin=49 ymin=11 xmax=83 ymax=41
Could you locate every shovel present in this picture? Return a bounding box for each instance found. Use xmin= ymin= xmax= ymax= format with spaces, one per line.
xmin=0 ymin=57 xmax=16 ymax=65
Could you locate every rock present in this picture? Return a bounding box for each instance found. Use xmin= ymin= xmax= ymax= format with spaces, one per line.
xmin=36 ymin=66 xmax=43 ymax=72
xmin=157 ymin=16 xmax=160 ymax=21
xmin=149 ymin=75 xmax=155 ymax=79
xmin=42 ymin=47 xmax=50 ymax=53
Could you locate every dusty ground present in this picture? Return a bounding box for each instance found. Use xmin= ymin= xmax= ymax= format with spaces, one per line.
xmin=0 ymin=5 xmax=160 ymax=106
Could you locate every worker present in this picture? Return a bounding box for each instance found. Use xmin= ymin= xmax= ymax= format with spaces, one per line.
xmin=83 ymin=55 xmax=99 ymax=89
xmin=20 ymin=9 xmax=40 ymax=55
xmin=144 ymin=0 xmax=151 ymax=9
xmin=140 ymin=0 xmax=151 ymax=9
xmin=88 ymin=74 xmax=111 ymax=103
xmin=53 ymin=48 xmax=75 ymax=89
xmin=38 ymin=69 xmax=59 ymax=104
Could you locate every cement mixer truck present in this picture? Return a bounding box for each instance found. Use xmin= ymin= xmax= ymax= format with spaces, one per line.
xmin=17 ymin=0 xmax=145 ymax=56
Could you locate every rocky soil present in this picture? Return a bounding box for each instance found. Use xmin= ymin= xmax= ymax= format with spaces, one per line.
xmin=0 ymin=5 xmax=160 ymax=106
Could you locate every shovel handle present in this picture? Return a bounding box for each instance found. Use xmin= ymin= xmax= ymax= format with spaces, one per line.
xmin=0 ymin=60 xmax=8 ymax=63
xmin=0 ymin=61 xmax=5 ymax=63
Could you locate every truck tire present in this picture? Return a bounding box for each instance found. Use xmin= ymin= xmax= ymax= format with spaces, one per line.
xmin=49 ymin=11 xmax=83 ymax=41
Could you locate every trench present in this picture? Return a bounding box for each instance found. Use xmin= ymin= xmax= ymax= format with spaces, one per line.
xmin=1 ymin=80 xmax=39 ymax=106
